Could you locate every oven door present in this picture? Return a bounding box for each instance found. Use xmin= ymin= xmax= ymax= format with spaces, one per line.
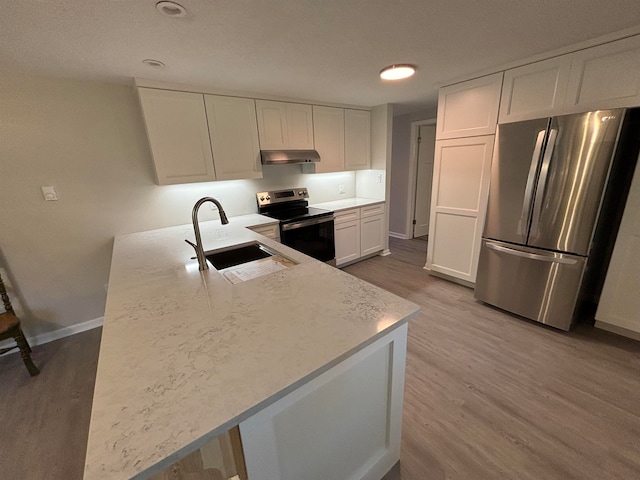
xmin=280 ymin=216 xmax=336 ymax=264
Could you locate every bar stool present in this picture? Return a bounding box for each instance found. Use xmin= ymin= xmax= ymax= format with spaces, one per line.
xmin=0 ymin=272 xmax=39 ymax=376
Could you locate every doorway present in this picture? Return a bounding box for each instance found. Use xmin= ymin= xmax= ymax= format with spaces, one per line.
xmin=407 ymin=121 xmax=436 ymax=239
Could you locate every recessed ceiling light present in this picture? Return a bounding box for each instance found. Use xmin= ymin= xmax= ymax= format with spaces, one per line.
xmin=142 ymin=59 xmax=166 ymax=68
xmin=380 ymin=64 xmax=417 ymax=81
xmin=155 ymin=1 xmax=187 ymax=17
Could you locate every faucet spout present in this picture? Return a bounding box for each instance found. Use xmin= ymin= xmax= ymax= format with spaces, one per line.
xmin=191 ymin=197 xmax=229 ymax=271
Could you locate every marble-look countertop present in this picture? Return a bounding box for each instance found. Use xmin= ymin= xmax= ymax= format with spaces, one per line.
xmin=84 ymin=214 xmax=419 ymax=480
xmin=311 ymin=197 xmax=385 ymax=212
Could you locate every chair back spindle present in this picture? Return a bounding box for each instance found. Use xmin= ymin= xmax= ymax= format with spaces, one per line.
xmin=0 ymin=273 xmax=14 ymax=314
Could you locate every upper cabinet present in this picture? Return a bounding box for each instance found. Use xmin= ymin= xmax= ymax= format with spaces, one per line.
xmin=344 ymin=109 xmax=371 ymax=170
xmin=138 ymin=87 xmax=263 ymax=185
xmin=498 ymin=35 xmax=640 ymax=123
xmin=255 ymin=100 xmax=314 ymax=150
xmin=204 ymin=95 xmax=262 ymax=181
xmin=138 ymin=88 xmax=217 ymax=185
xmin=436 ymin=73 xmax=503 ymax=140
xmin=499 ymin=55 xmax=572 ymax=124
xmin=564 ymin=35 xmax=640 ymax=113
xmin=313 ymin=106 xmax=345 ymax=173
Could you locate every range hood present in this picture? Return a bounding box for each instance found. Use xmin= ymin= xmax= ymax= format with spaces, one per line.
xmin=260 ymin=150 xmax=321 ymax=165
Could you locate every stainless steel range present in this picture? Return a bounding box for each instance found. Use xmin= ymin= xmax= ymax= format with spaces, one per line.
xmin=257 ymin=188 xmax=336 ymax=265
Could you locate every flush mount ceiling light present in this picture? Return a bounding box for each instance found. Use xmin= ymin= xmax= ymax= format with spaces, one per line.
xmin=142 ymin=59 xmax=166 ymax=68
xmin=156 ymin=1 xmax=188 ymax=17
xmin=379 ymin=64 xmax=417 ymax=80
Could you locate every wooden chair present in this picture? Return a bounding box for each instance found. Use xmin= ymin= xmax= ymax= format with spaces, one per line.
xmin=0 ymin=272 xmax=39 ymax=376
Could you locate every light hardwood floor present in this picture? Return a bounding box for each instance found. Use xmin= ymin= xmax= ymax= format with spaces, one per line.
xmin=1 ymin=237 xmax=639 ymax=479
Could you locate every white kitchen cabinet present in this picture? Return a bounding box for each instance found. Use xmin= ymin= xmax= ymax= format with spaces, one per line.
xmin=335 ymin=208 xmax=361 ymax=266
xmin=246 ymin=223 xmax=280 ymax=242
xmin=255 ymin=100 xmax=314 ymax=150
xmin=499 ymin=55 xmax=572 ymax=123
xmin=138 ymin=88 xmax=216 ymax=185
xmin=564 ymin=35 xmax=640 ymax=113
xmin=436 ymin=73 xmax=503 ymax=140
xmin=360 ymin=203 xmax=385 ymax=257
xmin=344 ymin=109 xmax=371 ymax=170
xmin=313 ymin=105 xmax=345 ymax=173
xmin=595 ymin=163 xmax=640 ymax=337
xmin=204 ymin=95 xmax=262 ymax=181
xmin=427 ymin=135 xmax=494 ymax=284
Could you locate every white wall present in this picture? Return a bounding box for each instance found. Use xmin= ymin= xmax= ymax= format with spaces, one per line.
xmin=0 ymin=73 xmax=359 ymax=338
xmin=389 ymin=108 xmax=437 ymax=236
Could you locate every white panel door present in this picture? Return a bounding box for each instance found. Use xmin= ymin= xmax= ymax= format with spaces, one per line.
xmin=255 ymin=100 xmax=289 ymax=150
xmin=335 ymin=219 xmax=361 ymax=266
xmin=596 ymin=163 xmax=640 ymax=334
xmin=204 ymin=95 xmax=262 ymax=180
xmin=138 ymin=88 xmax=216 ymax=185
xmin=313 ymin=106 xmax=345 ymax=173
xmin=436 ymin=73 xmax=503 ymax=140
xmin=564 ymin=35 xmax=640 ymax=113
xmin=361 ymin=215 xmax=384 ymax=256
xmin=427 ymin=135 xmax=495 ymax=283
xmin=345 ymin=109 xmax=371 ymax=170
xmin=286 ymin=103 xmax=315 ymax=149
xmin=413 ymin=125 xmax=436 ymax=237
xmin=499 ymin=54 xmax=572 ymax=123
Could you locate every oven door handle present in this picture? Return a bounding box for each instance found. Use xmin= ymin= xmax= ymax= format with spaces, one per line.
xmin=281 ymin=215 xmax=334 ymax=231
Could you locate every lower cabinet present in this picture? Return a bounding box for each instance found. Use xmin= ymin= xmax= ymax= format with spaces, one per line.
xmin=335 ymin=203 xmax=385 ymax=267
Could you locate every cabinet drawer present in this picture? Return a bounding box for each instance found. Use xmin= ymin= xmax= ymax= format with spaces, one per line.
xmin=361 ymin=203 xmax=385 ymax=218
xmin=334 ymin=208 xmax=360 ymax=224
xmin=248 ymin=224 xmax=280 ymax=240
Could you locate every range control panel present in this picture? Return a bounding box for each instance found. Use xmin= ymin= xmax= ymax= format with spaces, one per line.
xmin=256 ymin=188 xmax=309 ymax=207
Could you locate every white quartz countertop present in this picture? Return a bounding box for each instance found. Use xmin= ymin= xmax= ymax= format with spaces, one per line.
xmin=311 ymin=197 xmax=385 ymax=212
xmin=84 ymin=215 xmax=419 ymax=480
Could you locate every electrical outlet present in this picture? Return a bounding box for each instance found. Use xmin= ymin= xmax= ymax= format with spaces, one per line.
xmin=338 ymin=184 xmax=345 ymax=194
xmin=376 ymin=173 xmax=383 ymax=184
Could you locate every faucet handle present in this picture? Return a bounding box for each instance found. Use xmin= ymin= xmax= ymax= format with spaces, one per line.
xmin=184 ymin=239 xmax=197 ymax=250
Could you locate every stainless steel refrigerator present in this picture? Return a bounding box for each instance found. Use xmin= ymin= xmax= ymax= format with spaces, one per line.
xmin=475 ymin=109 xmax=640 ymax=330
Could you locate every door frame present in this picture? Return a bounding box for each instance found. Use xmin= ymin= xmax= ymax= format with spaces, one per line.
xmin=405 ymin=118 xmax=437 ymax=239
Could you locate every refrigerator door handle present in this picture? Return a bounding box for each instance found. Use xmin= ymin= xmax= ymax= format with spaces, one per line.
xmin=485 ymin=241 xmax=578 ymax=265
xmin=530 ymin=128 xmax=558 ymax=237
xmin=518 ymin=130 xmax=547 ymax=235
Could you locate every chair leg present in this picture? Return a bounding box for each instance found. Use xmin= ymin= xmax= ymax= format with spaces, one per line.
xmin=14 ymin=327 xmax=39 ymax=376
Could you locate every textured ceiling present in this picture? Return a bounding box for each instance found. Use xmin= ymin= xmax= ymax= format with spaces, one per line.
xmin=2 ymin=0 xmax=640 ymax=114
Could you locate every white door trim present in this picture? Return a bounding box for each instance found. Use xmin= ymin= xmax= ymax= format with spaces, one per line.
xmin=406 ymin=118 xmax=437 ymax=238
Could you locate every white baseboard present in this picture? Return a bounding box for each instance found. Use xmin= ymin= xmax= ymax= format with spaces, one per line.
xmin=380 ymin=249 xmax=391 ymax=256
xmin=1 ymin=316 xmax=104 ymax=351
xmin=388 ymin=232 xmax=409 ymax=240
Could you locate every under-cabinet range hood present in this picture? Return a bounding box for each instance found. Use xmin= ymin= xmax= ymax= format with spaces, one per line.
xmin=260 ymin=150 xmax=321 ymax=165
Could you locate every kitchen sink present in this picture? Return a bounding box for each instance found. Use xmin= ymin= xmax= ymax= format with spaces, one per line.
xmin=205 ymin=242 xmax=274 ymax=270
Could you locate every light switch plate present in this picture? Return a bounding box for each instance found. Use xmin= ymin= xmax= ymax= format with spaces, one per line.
xmin=338 ymin=184 xmax=345 ymax=194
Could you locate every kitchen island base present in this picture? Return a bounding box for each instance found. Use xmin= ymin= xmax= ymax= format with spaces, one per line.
xmin=240 ymin=323 xmax=407 ymax=480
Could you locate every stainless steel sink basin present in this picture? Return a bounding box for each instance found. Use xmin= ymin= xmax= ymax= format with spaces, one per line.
xmin=205 ymin=242 xmax=274 ymax=270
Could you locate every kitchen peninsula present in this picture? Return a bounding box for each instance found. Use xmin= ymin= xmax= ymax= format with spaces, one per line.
xmin=84 ymin=215 xmax=419 ymax=480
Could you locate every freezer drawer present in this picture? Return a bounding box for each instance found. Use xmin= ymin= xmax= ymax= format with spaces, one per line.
xmin=474 ymin=240 xmax=586 ymax=330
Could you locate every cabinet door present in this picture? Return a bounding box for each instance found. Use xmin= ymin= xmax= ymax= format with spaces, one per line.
xmin=499 ymin=55 xmax=571 ymax=124
xmin=436 ymin=73 xmax=503 ymax=140
xmin=313 ymin=106 xmax=345 ymax=173
xmin=255 ymin=100 xmax=289 ymax=149
xmin=345 ymin=109 xmax=371 ymax=170
xmin=426 ymin=135 xmax=495 ymax=283
xmin=335 ymin=219 xmax=361 ymax=266
xmin=596 ymin=163 xmax=640 ymax=334
xmin=204 ymin=95 xmax=262 ymax=181
xmin=287 ymin=103 xmax=314 ymax=149
xmin=564 ymin=35 xmax=640 ymax=113
xmin=361 ymin=215 xmax=384 ymax=256
xmin=138 ymin=88 xmax=216 ymax=185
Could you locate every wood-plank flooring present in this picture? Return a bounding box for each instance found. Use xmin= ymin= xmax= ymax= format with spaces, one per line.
xmin=1 ymin=237 xmax=639 ymax=479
